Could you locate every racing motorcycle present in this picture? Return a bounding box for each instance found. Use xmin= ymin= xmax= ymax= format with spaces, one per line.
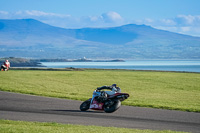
xmin=1 ymin=65 xmax=8 ymax=71
xmin=80 ymin=88 xmax=129 ymax=113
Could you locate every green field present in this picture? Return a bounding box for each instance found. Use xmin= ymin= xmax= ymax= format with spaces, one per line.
xmin=0 ymin=69 xmax=200 ymax=112
xmin=0 ymin=120 xmax=187 ymax=133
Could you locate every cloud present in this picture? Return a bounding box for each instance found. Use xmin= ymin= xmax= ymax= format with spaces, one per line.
xmin=135 ymin=15 xmax=200 ymax=26
xmin=0 ymin=11 xmax=10 ymax=19
xmin=0 ymin=10 xmax=125 ymax=28
xmin=163 ymin=15 xmax=200 ymax=36
xmin=0 ymin=10 xmax=200 ymax=36
xmin=0 ymin=11 xmax=9 ymax=15
xmin=160 ymin=19 xmax=176 ymax=26
xmin=175 ymin=15 xmax=200 ymax=26
xmin=12 ymin=10 xmax=71 ymax=20
xmin=134 ymin=15 xmax=200 ymax=37
xmin=0 ymin=10 xmax=79 ymax=28
xmin=24 ymin=10 xmax=70 ymax=18
xmin=180 ymin=26 xmax=191 ymax=32
xmin=101 ymin=11 xmax=124 ymax=23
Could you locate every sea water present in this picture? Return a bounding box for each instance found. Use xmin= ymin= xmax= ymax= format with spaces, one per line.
xmin=41 ymin=60 xmax=200 ymax=72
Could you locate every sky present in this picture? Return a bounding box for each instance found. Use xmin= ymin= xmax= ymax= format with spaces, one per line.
xmin=0 ymin=0 xmax=200 ymax=37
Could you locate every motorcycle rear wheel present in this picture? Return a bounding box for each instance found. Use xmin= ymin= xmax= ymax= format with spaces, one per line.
xmin=104 ymin=99 xmax=121 ymax=113
xmin=80 ymin=100 xmax=90 ymax=111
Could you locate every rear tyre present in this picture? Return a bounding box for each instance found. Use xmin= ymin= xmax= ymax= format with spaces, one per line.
xmin=80 ymin=100 xmax=90 ymax=111
xmin=104 ymin=100 xmax=121 ymax=113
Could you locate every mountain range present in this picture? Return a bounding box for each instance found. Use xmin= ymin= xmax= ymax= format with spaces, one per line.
xmin=0 ymin=19 xmax=200 ymax=59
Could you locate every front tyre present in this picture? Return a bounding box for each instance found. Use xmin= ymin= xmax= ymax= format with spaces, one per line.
xmin=104 ymin=100 xmax=121 ymax=113
xmin=80 ymin=100 xmax=90 ymax=111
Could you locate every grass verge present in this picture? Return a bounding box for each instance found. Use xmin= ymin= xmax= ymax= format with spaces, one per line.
xmin=0 ymin=120 xmax=187 ymax=133
xmin=0 ymin=69 xmax=199 ymax=112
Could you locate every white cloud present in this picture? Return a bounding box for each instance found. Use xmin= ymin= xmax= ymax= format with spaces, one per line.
xmin=160 ymin=19 xmax=176 ymax=26
xmin=0 ymin=11 xmax=8 ymax=15
xmin=89 ymin=16 xmax=99 ymax=22
xmin=164 ymin=15 xmax=200 ymax=36
xmin=180 ymin=26 xmax=191 ymax=32
xmin=101 ymin=11 xmax=124 ymax=23
xmin=144 ymin=18 xmax=154 ymax=23
xmin=134 ymin=15 xmax=200 ymax=37
xmin=24 ymin=10 xmax=70 ymax=18
xmin=0 ymin=10 xmax=125 ymax=28
xmin=13 ymin=10 xmax=71 ymax=19
xmin=175 ymin=15 xmax=196 ymax=25
xmin=0 ymin=11 xmax=10 ymax=19
xmin=0 ymin=10 xmax=200 ymax=36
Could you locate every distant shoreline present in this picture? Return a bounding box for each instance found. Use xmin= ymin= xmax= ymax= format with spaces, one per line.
xmin=9 ymin=67 xmax=200 ymax=74
xmin=34 ymin=59 xmax=125 ymax=62
xmin=0 ymin=57 xmax=125 ymax=68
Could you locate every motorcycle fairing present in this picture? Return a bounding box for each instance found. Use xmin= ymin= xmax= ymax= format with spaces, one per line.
xmin=89 ymin=98 xmax=104 ymax=110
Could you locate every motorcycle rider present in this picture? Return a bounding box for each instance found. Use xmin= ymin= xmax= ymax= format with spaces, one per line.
xmin=95 ymin=84 xmax=121 ymax=102
xmin=1 ymin=60 xmax=10 ymax=71
xmin=80 ymin=84 xmax=129 ymax=112
xmin=97 ymin=84 xmax=121 ymax=92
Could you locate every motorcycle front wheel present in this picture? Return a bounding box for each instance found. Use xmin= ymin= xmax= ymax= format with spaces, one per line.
xmin=104 ymin=99 xmax=121 ymax=113
xmin=80 ymin=100 xmax=90 ymax=111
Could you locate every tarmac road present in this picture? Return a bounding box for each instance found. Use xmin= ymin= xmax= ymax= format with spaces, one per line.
xmin=0 ymin=91 xmax=199 ymax=132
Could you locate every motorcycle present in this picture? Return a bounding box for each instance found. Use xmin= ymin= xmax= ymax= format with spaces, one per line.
xmin=80 ymin=88 xmax=129 ymax=113
xmin=1 ymin=65 xmax=8 ymax=71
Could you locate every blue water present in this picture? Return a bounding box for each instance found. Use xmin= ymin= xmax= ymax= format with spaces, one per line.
xmin=41 ymin=60 xmax=200 ymax=72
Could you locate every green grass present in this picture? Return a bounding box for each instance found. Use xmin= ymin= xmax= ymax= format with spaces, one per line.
xmin=0 ymin=69 xmax=200 ymax=112
xmin=0 ymin=120 xmax=187 ymax=133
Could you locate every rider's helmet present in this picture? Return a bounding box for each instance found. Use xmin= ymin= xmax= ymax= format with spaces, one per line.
xmin=112 ymin=84 xmax=121 ymax=92
xmin=112 ymin=84 xmax=117 ymax=87
xmin=5 ymin=60 xmax=8 ymax=62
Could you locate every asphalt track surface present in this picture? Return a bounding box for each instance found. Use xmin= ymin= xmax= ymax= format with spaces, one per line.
xmin=0 ymin=91 xmax=200 ymax=132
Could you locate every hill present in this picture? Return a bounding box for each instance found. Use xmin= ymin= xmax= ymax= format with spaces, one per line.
xmin=0 ymin=57 xmax=43 ymax=67
xmin=0 ymin=19 xmax=200 ymax=59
